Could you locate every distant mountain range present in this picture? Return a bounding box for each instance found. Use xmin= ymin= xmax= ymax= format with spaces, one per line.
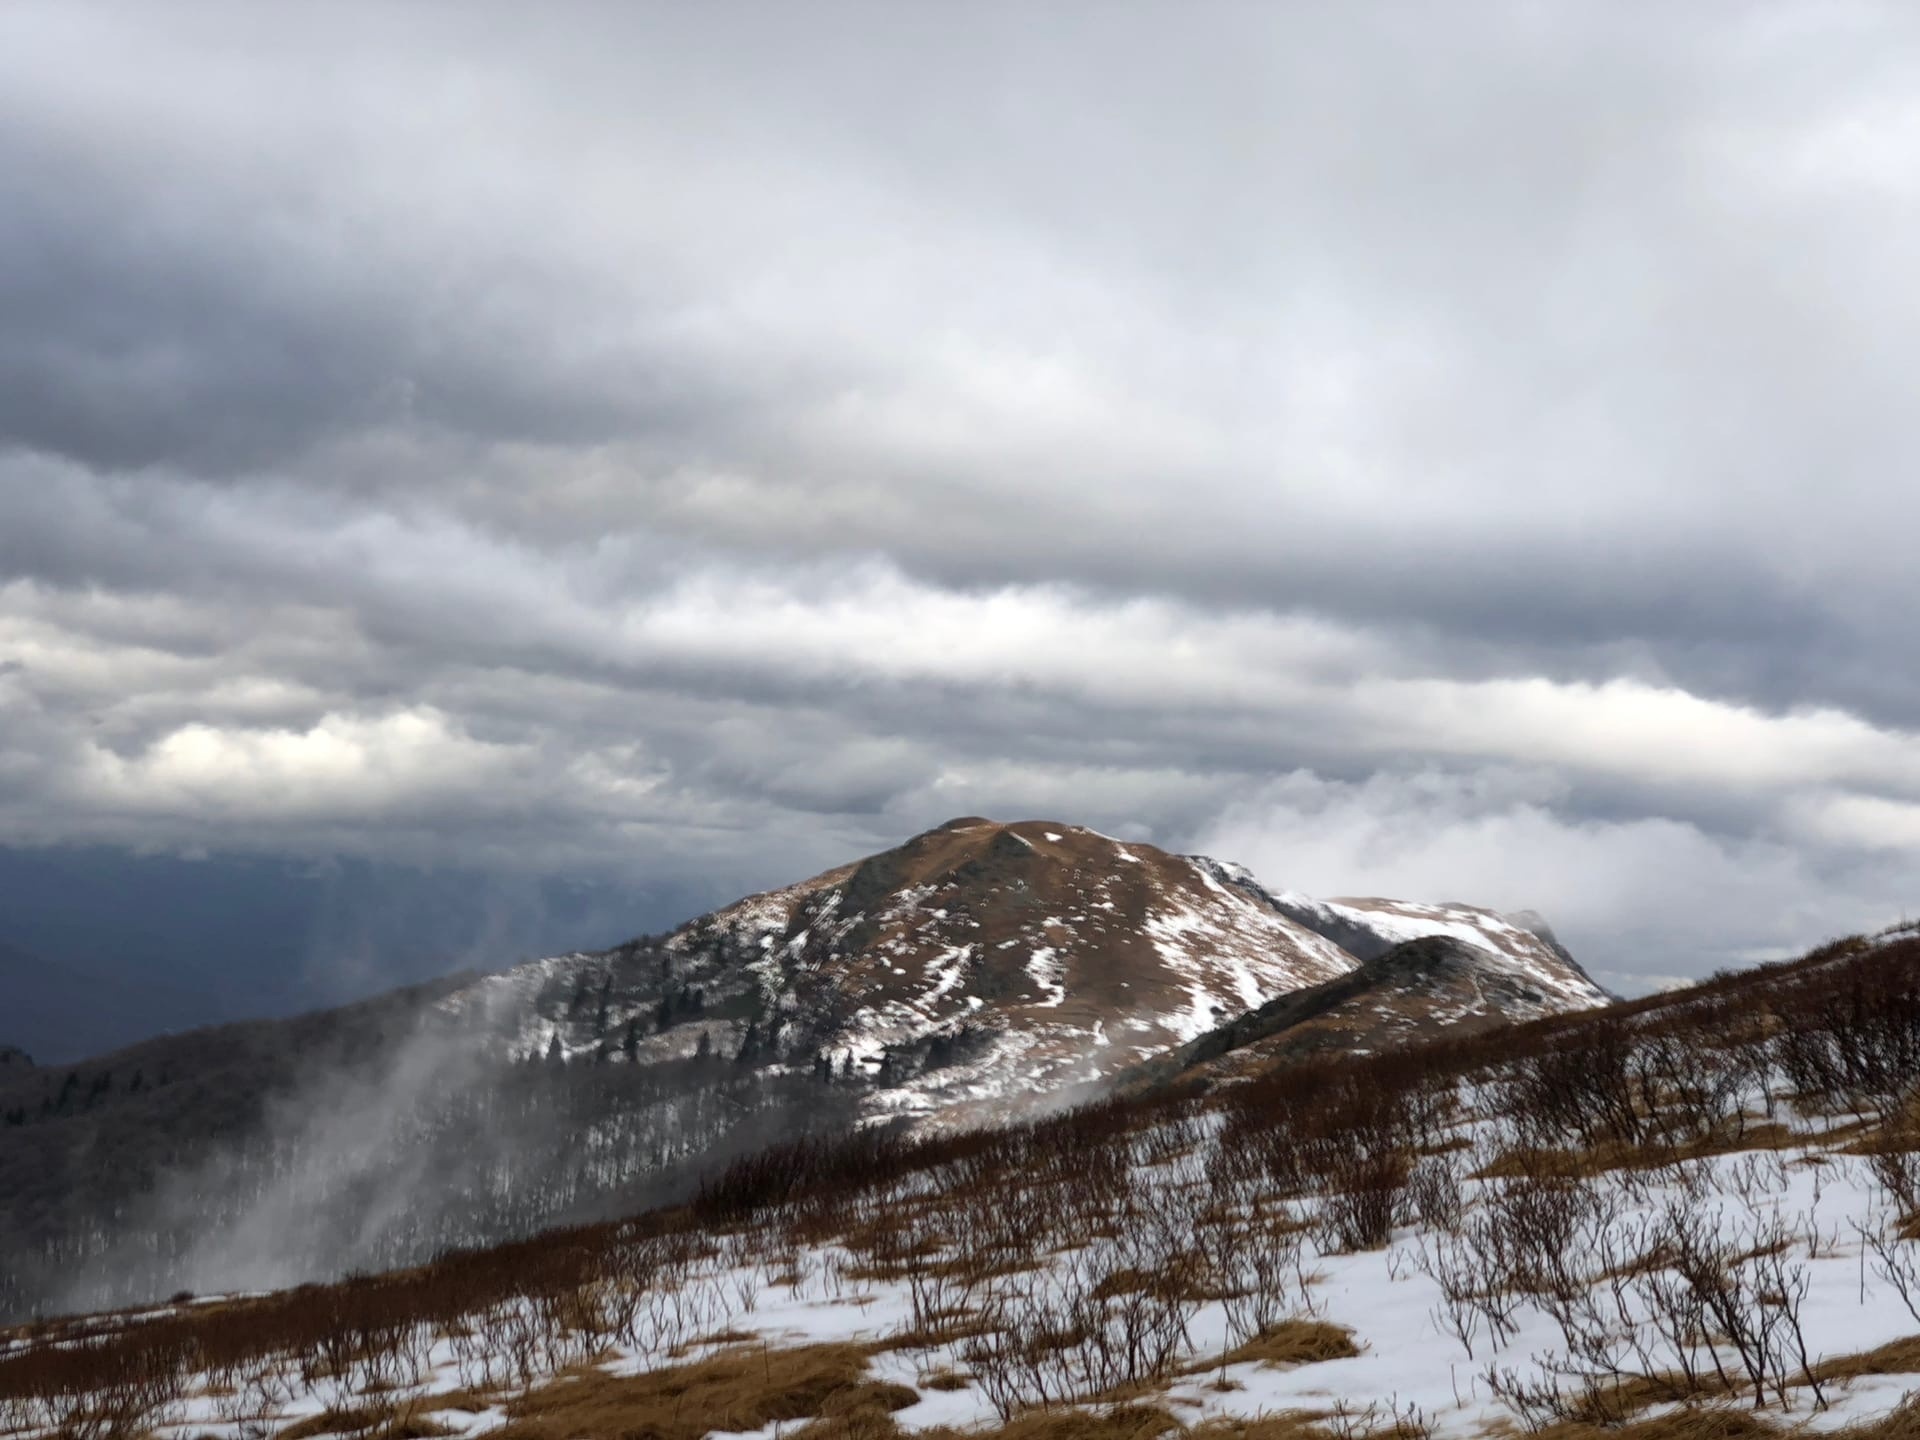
xmin=0 ymin=816 xmax=1606 ymax=1319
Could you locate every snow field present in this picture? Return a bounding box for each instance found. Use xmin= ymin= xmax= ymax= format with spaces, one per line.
xmin=13 ymin=1057 xmax=1920 ymax=1440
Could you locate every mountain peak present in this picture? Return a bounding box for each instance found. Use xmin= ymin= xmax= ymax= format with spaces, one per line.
xmin=1130 ymin=926 xmax=1610 ymax=1092
xmin=4 ymin=815 xmax=1618 ymax=1318
xmin=650 ymin=817 xmax=1359 ymax=1125
xmin=456 ymin=818 xmax=1609 ymax=1129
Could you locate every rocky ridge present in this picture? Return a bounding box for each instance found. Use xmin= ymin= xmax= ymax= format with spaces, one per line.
xmin=447 ymin=817 xmax=1607 ymax=1128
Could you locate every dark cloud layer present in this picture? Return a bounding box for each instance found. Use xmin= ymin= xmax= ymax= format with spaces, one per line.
xmin=4 ymin=1 xmax=1920 ymax=1036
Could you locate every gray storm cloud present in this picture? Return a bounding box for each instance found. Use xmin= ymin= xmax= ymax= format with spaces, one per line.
xmin=3 ymin=1 xmax=1920 ymax=996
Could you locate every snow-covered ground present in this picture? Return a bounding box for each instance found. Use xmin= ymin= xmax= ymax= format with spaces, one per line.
xmin=13 ymin=1052 xmax=1920 ymax=1440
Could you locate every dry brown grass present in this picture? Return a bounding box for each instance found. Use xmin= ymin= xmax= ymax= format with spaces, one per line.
xmin=383 ymin=1420 xmax=460 ymax=1440
xmin=1201 ymin=1322 xmax=1359 ymax=1371
xmin=925 ymin=1254 xmax=1043 ymax=1285
xmin=1522 ymin=1406 xmax=1783 ymax=1440
xmin=1814 ymin=1334 xmax=1920 ymax=1383
xmin=1476 ymin=1123 xmax=1796 ymax=1182
xmin=921 ymin=1402 xmax=1183 ymax=1440
xmin=790 ymin=1400 xmax=914 ymax=1440
xmin=1567 ymin=1368 xmax=1766 ymax=1427
xmin=1480 ymin=1367 xmax=1745 ymax=1434
xmin=877 ymin=1301 xmax=995 ymax=1353
xmin=689 ymin=1328 xmax=759 ymax=1349
xmin=277 ymin=1401 xmax=460 ymax=1440
xmin=414 ymin=1385 xmax=498 ymax=1414
xmin=1834 ymin=1397 xmax=1920 ymax=1440
xmin=486 ymin=1342 xmax=915 ymax=1440
xmin=1186 ymin=1411 xmax=1337 ymax=1440
xmin=278 ymin=1409 xmax=379 ymax=1439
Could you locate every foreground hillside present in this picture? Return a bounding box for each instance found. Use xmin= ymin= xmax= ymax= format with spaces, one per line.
xmin=6 ymin=921 xmax=1920 ymax=1440
xmin=0 ymin=818 xmax=1602 ymax=1320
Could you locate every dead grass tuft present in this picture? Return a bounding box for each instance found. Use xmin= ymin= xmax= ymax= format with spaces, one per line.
xmin=921 ymin=1403 xmax=1182 ymax=1440
xmin=790 ymin=1401 xmax=913 ymax=1440
xmin=1196 ymin=1322 xmax=1359 ymax=1372
xmin=381 ymin=1416 xmax=461 ymax=1440
xmin=277 ymin=1402 xmax=459 ymax=1440
xmin=1477 ymin=1123 xmax=1796 ymax=1182
xmin=1611 ymin=1408 xmax=1779 ymax=1440
xmin=1814 ymin=1334 xmax=1920 ymax=1383
xmin=1835 ymin=1397 xmax=1920 ymax=1440
xmin=692 ymin=1328 xmax=760 ymax=1349
xmin=488 ymin=1342 xmax=914 ymax=1440
xmin=279 ymin=1408 xmax=383 ymax=1439
xmin=1092 ymin=1268 xmax=1157 ymax=1300
xmin=878 ymin=1309 xmax=995 ymax=1354
xmin=1522 ymin=1404 xmax=1784 ymax=1440
xmin=1187 ymin=1411 xmax=1336 ymax=1440
xmin=417 ymin=1387 xmax=497 ymax=1414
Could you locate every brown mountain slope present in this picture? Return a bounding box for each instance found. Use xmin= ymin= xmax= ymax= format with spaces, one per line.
xmin=654 ymin=817 xmax=1363 ymax=1124
xmin=1187 ymin=858 xmax=1609 ymax=1011
xmin=1123 ymin=930 xmax=1611 ymax=1092
xmin=0 ymin=815 xmax=1614 ymax=1318
xmin=453 ymin=817 xmax=1608 ymax=1129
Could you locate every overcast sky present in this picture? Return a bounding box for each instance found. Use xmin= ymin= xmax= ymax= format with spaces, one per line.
xmin=5 ymin=2 xmax=1920 ymax=1022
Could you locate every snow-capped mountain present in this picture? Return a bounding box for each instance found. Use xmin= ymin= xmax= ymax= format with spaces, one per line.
xmin=22 ymin=923 xmax=1920 ymax=1440
xmin=442 ymin=818 xmax=1361 ymax=1129
xmin=1 ymin=815 xmax=1609 ymax=1318
xmin=438 ymin=817 xmax=1605 ymax=1130
xmin=1131 ymin=931 xmax=1614 ymax=1092
xmin=1185 ymin=856 xmax=1610 ymax=1013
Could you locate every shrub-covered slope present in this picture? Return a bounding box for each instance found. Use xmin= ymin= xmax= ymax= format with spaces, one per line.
xmin=8 ymin=922 xmax=1920 ymax=1440
xmin=0 ymin=818 xmax=1602 ymax=1319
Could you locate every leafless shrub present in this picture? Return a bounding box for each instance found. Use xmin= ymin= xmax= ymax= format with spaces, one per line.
xmin=1318 ymin=1151 xmax=1412 ymax=1253
xmin=1533 ymin=1198 xmax=1826 ymax=1415
xmin=1859 ymin=1218 xmax=1920 ymax=1327
xmin=1868 ymin=1140 xmax=1920 ymax=1218
xmin=1418 ymin=1227 xmax=1520 ymax=1360
xmin=963 ymin=1217 xmax=1206 ymax=1419
xmin=1769 ymin=952 xmax=1920 ymax=1119
xmin=0 ymin=1330 xmax=192 ymax=1440
xmin=1193 ymin=1209 xmax=1309 ymax=1349
xmin=1629 ymin=1030 xmax=1756 ymax=1150
xmin=1482 ymin=1363 xmax=1577 ymax=1434
xmin=1499 ymin=1021 xmax=1643 ymax=1151
xmin=1402 ymin=1156 xmax=1463 ymax=1234
xmin=1326 ymin=1395 xmax=1434 ymax=1440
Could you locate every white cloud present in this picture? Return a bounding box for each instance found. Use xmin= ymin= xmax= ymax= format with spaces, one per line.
xmin=1190 ymin=768 xmax=1907 ymax=992
xmin=1788 ymin=791 xmax=1920 ymax=852
xmin=4 ymin=3 xmax=1920 ymax=994
xmin=72 ymin=709 xmax=526 ymax=819
xmin=1351 ymin=676 xmax=1920 ymax=794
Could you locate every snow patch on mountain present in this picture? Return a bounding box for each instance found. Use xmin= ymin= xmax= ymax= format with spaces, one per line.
xmin=422 ymin=820 xmax=1605 ymax=1134
xmin=1026 ymin=947 xmax=1066 ymax=1008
